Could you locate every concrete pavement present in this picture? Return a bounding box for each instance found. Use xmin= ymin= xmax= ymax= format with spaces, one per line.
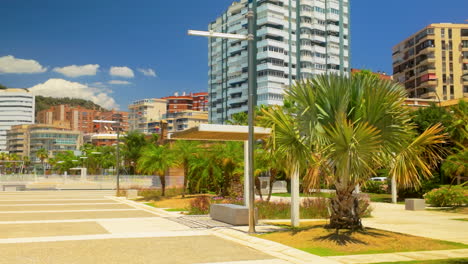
xmin=0 ymin=190 xmax=296 ymax=264
xmin=363 ymin=202 xmax=468 ymax=244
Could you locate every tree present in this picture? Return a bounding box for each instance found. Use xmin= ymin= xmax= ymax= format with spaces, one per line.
xmin=0 ymin=84 xmax=7 ymax=89
xmin=137 ymin=144 xmax=177 ymax=196
xmin=213 ymin=142 xmax=244 ymax=197
xmin=263 ymin=74 xmax=446 ymax=230
xmin=227 ymin=112 xmax=248 ymax=125
xmin=122 ymin=131 xmax=147 ymax=174
xmin=442 ymin=149 xmax=468 ymax=184
xmin=36 ymin=148 xmax=49 ymax=175
xmin=171 ymin=140 xmax=200 ymax=197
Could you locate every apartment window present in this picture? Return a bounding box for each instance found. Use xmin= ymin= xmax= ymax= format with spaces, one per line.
xmin=441 ymin=29 xmax=445 ymax=38
xmin=443 ymin=74 xmax=447 ymax=83
xmin=443 ymin=85 xmax=447 ymax=100
xmin=449 ymin=51 xmax=453 ymax=61
xmin=449 ymin=63 xmax=453 ymax=72
xmin=442 ymin=40 xmax=446 ymax=50
xmin=450 ymin=74 xmax=454 ymax=84
xmin=464 ymin=86 xmax=468 ymax=93
xmin=450 ymin=86 xmax=455 ymax=99
xmin=448 ymin=29 xmax=452 ymax=39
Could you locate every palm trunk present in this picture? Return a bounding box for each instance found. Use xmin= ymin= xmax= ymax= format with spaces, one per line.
xmin=255 ymin=176 xmax=263 ymax=201
xmin=266 ymin=169 xmax=277 ymax=202
xmin=182 ymin=160 xmax=188 ymax=198
xmin=329 ymin=183 xmax=362 ymax=230
xmin=159 ymin=174 xmax=166 ymax=196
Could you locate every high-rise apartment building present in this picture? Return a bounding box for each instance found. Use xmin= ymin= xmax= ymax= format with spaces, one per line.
xmin=0 ymin=88 xmax=35 ymax=152
xmin=208 ymin=0 xmax=350 ymax=123
xmin=393 ymin=23 xmax=468 ymax=101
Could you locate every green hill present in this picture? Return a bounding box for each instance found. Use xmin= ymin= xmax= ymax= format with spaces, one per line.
xmin=35 ymin=96 xmax=106 ymax=114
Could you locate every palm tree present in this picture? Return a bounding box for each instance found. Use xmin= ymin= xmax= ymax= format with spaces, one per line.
xmin=263 ymin=74 xmax=446 ymax=230
xmin=137 ymin=144 xmax=177 ymax=196
xmin=36 ymin=148 xmax=48 ymax=175
xmin=122 ymin=131 xmax=147 ymax=174
xmin=0 ymin=152 xmax=8 ymax=174
xmin=442 ymin=148 xmax=468 ymax=185
xmin=212 ymin=142 xmax=244 ymax=197
xmin=171 ymin=140 xmax=200 ymax=197
xmin=261 ymin=105 xmax=310 ymax=227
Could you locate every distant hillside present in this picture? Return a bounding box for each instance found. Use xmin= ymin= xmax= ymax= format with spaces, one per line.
xmin=35 ymin=96 xmax=106 ymax=114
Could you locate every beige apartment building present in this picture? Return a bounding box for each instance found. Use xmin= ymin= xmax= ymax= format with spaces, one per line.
xmin=6 ymin=123 xmax=83 ymax=162
xmin=128 ymin=98 xmax=167 ymax=133
xmin=393 ymin=23 xmax=468 ymax=101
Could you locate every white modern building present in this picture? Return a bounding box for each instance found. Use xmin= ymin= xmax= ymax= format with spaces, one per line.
xmin=208 ymin=0 xmax=350 ymax=123
xmin=0 ymin=88 xmax=35 ymax=152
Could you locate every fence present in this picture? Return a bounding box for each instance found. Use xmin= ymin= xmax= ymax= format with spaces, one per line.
xmin=0 ymin=174 xmax=184 ymax=190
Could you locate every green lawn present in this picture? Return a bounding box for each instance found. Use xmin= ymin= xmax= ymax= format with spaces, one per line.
xmin=255 ymin=222 xmax=468 ymax=257
xmin=373 ymin=258 xmax=468 ymax=264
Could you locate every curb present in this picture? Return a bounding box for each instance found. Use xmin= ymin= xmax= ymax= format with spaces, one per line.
xmin=210 ymin=228 xmax=342 ymax=264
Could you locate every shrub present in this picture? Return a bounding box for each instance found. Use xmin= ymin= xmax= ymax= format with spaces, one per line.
xmin=188 ymin=195 xmax=211 ymax=215
xmin=362 ymin=180 xmax=387 ymax=194
xmin=424 ymin=186 xmax=468 ymax=207
xmin=256 ymin=198 xmax=330 ymax=220
xmin=136 ymin=187 xmax=184 ymax=201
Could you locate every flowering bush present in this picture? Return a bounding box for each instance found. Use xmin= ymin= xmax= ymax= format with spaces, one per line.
xmin=187 ymin=196 xmax=244 ymax=215
xmin=424 ymin=186 xmax=468 ymax=207
xmin=361 ymin=180 xmax=388 ymax=194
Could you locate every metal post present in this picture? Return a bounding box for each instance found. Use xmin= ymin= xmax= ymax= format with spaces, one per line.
xmin=247 ymin=0 xmax=257 ymax=234
xmin=116 ymin=127 xmax=120 ymax=194
xmin=244 ymin=141 xmax=250 ymax=208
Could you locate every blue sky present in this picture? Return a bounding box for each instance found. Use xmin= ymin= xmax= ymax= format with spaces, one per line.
xmin=1 ymin=0 xmax=467 ymax=110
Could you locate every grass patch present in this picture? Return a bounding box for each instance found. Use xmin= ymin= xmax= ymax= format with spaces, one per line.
xmin=373 ymin=259 xmax=468 ymax=264
xmin=144 ymin=194 xmax=212 ymax=210
xmin=453 ymin=218 xmax=468 ymax=222
xmin=427 ymin=207 xmax=468 ymax=215
xmin=271 ymin=192 xmax=334 ymax=198
xmin=164 ymin=208 xmax=186 ymax=212
xmin=255 ymin=222 xmax=468 ymax=256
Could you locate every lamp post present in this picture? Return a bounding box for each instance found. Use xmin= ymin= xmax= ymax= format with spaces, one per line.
xmin=188 ymin=0 xmax=257 ymax=234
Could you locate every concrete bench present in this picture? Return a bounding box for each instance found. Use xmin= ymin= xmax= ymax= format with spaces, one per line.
xmin=210 ymin=204 xmax=257 ymax=226
xmin=405 ymin=199 xmax=425 ymax=211
xmin=2 ymin=185 xmax=26 ymax=191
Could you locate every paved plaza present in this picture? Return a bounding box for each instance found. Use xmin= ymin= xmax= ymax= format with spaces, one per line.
xmin=0 ymin=190 xmax=292 ymax=264
xmin=0 ymin=190 xmax=467 ymax=264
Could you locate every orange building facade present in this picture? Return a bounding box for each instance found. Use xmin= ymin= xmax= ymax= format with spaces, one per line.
xmin=36 ymin=105 xmax=129 ymax=134
xmin=162 ymin=92 xmax=209 ymax=113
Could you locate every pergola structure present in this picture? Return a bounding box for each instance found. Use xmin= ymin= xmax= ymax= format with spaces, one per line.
xmin=171 ymin=124 xmax=270 ymax=208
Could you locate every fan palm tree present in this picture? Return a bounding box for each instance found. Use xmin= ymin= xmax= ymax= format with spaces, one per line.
xmin=137 ymin=144 xmax=176 ymax=196
xmin=263 ymin=74 xmax=446 ymax=230
xmin=171 ymin=140 xmax=200 ymax=197
xmin=36 ymin=148 xmax=48 ymax=175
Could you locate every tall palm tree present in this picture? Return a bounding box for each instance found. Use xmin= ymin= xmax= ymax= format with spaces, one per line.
xmin=171 ymin=140 xmax=200 ymax=197
xmin=263 ymin=74 xmax=446 ymax=230
xmin=36 ymin=148 xmax=48 ymax=175
xmin=212 ymin=142 xmax=244 ymax=197
xmin=137 ymin=144 xmax=176 ymax=196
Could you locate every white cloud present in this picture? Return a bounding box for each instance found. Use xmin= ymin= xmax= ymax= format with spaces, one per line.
xmin=0 ymin=55 xmax=47 ymax=74
xmin=137 ymin=68 xmax=157 ymax=77
xmin=53 ymin=64 xmax=99 ymax=77
xmin=29 ymin=78 xmax=119 ymax=109
xmin=109 ymin=66 xmax=134 ymax=78
xmin=108 ymin=80 xmax=131 ymax=85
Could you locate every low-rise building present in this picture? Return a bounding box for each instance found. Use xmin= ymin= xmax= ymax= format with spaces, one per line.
xmin=37 ymin=105 xmax=128 ymax=134
xmin=6 ymin=123 xmax=83 ymax=162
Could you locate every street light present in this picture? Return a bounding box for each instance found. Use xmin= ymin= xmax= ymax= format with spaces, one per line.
xmin=188 ymin=0 xmax=257 ymax=233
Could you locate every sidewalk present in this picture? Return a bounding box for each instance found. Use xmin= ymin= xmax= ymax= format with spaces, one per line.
xmin=363 ymin=202 xmax=468 ymax=244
